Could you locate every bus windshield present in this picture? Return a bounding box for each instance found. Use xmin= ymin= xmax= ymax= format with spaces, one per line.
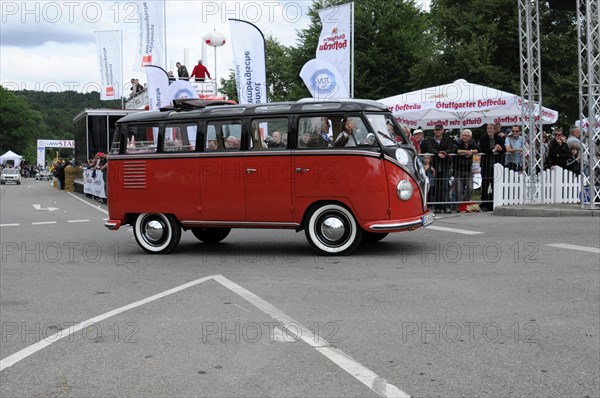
xmin=366 ymin=113 xmax=406 ymax=146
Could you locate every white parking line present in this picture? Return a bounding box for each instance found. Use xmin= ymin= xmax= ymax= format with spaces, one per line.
xmin=0 ymin=275 xmax=410 ymax=398
xmin=427 ymin=226 xmax=483 ymax=235
xmin=0 ymin=223 xmax=20 ymax=227
xmin=66 ymin=192 xmax=108 ymax=215
xmin=67 ymin=219 xmax=90 ymax=223
xmin=547 ymin=243 xmax=600 ymax=254
xmin=31 ymin=221 xmax=57 ymax=225
xmin=0 ymin=275 xmax=214 ymax=372
xmin=211 ymin=275 xmax=410 ymax=398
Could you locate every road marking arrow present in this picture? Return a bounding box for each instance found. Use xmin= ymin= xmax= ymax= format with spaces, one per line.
xmin=33 ymin=204 xmax=59 ymax=211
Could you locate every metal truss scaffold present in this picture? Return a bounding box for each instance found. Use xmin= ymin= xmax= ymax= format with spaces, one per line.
xmin=577 ymin=0 xmax=600 ymax=209
xmin=518 ymin=0 xmax=545 ymax=203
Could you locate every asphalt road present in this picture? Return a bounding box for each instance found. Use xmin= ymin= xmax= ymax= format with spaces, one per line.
xmin=1 ymin=179 xmax=599 ymax=397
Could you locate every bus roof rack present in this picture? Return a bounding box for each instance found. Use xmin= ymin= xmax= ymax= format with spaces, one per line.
xmin=160 ymin=98 xmax=236 ymax=111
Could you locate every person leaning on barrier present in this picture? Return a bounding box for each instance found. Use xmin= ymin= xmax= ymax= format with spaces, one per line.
xmin=190 ymin=59 xmax=211 ymax=82
xmin=504 ymin=125 xmax=524 ymax=172
xmin=479 ymin=123 xmax=506 ymax=211
xmin=548 ymin=127 xmax=571 ymax=168
xmin=421 ymin=124 xmax=454 ymax=213
xmin=452 ymin=129 xmax=479 ymax=205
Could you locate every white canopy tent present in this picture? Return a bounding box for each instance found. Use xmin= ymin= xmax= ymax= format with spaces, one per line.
xmin=378 ymin=79 xmax=559 ymax=130
xmin=0 ymin=150 xmax=23 ymax=166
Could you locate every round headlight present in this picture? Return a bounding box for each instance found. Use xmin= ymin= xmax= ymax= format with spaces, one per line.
xmin=397 ymin=180 xmax=414 ymax=201
xmin=395 ymin=148 xmax=410 ymax=165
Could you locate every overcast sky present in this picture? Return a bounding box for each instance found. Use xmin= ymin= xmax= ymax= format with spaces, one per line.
xmin=0 ymin=0 xmax=430 ymax=94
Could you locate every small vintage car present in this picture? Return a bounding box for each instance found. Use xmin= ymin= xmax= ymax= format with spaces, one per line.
xmin=1 ymin=168 xmax=22 ymax=185
xmin=35 ymin=169 xmax=53 ymax=181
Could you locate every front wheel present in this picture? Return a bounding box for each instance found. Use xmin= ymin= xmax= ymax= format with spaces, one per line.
xmin=133 ymin=213 xmax=181 ymax=254
xmin=191 ymin=227 xmax=231 ymax=243
xmin=305 ymin=204 xmax=363 ymax=255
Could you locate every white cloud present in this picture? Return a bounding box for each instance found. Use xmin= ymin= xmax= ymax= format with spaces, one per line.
xmin=1 ymin=0 xmax=312 ymax=93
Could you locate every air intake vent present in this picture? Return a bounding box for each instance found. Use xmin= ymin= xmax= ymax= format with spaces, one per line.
xmin=123 ymin=161 xmax=146 ymax=189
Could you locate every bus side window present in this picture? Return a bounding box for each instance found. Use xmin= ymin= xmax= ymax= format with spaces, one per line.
xmin=250 ymin=118 xmax=288 ymax=150
xmin=205 ymin=124 xmax=218 ymax=151
xmin=298 ymin=116 xmax=333 ymax=148
xmin=222 ymin=122 xmax=242 ymax=150
xmin=126 ymin=125 xmax=158 ymax=154
xmin=206 ymin=121 xmax=242 ymax=151
xmin=164 ymin=124 xmax=197 ymax=152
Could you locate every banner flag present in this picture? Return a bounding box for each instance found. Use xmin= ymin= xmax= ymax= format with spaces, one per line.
xmin=228 ymin=19 xmax=267 ymax=104
xmin=134 ymin=0 xmax=165 ymax=71
xmin=168 ymin=80 xmax=198 ymax=101
xmin=94 ymin=30 xmax=122 ymax=100
xmin=300 ymin=58 xmax=349 ymax=100
xmin=145 ymin=65 xmax=170 ymax=110
xmin=316 ymin=2 xmax=352 ymax=98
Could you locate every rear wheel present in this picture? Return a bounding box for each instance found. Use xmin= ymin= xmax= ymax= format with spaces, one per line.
xmin=305 ymin=204 xmax=363 ymax=255
xmin=133 ymin=213 xmax=181 ymax=254
xmin=191 ymin=227 xmax=231 ymax=243
xmin=362 ymin=232 xmax=389 ymax=243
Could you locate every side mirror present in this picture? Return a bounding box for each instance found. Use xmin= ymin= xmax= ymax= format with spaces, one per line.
xmin=366 ymin=133 xmax=376 ymax=145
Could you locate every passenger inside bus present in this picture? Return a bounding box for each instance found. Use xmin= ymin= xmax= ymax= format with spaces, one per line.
xmin=225 ymin=136 xmax=240 ymax=149
xmin=267 ymin=131 xmax=286 ymax=148
xmin=299 ymin=132 xmax=311 ymax=148
xmin=302 ymin=117 xmax=332 ymax=148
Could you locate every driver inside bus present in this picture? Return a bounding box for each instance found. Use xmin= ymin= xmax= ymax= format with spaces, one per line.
xmin=335 ymin=117 xmax=358 ymax=147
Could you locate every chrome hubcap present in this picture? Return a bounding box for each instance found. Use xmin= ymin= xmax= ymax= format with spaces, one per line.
xmin=144 ymin=219 xmax=165 ymax=243
xmin=320 ymin=217 xmax=345 ymax=242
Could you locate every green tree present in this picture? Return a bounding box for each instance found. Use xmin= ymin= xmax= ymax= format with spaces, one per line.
xmin=221 ymin=0 xmax=432 ymax=102
xmin=0 ymin=88 xmax=121 ymax=162
xmin=410 ymin=0 xmax=578 ymax=125
xmin=293 ymin=0 xmax=432 ymax=99
xmin=0 ymin=86 xmax=44 ymax=161
xmin=410 ymin=0 xmax=521 ymax=92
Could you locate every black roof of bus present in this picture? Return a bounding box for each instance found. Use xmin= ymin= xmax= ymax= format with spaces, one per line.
xmin=115 ymin=98 xmax=389 ymax=124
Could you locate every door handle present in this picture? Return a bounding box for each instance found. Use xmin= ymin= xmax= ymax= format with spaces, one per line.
xmin=295 ymin=168 xmax=310 ymax=173
xmin=246 ymin=168 xmax=257 ymax=174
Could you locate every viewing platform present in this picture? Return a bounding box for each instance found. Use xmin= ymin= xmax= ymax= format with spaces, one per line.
xmin=124 ymin=81 xmax=225 ymax=110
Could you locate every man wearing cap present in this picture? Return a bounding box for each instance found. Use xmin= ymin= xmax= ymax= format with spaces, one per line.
xmin=421 ymin=124 xmax=454 ymax=213
xmin=548 ymin=127 xmax=570 ymax=168
xmin=411 ymin=129 xmax=424 ymax=154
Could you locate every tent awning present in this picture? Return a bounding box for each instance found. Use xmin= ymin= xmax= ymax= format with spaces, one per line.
xmin=378 ymin=79 xmax=559 ymax=129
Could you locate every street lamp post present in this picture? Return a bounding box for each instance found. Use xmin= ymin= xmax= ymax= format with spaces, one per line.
xmin=203 ymin=31 xmax=226 ymax=96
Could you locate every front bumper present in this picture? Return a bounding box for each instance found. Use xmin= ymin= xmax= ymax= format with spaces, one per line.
xmin=104 ymin=220 xmax=122 ymax=230
xmin=365 ymin=211 xmax=434 ymax=232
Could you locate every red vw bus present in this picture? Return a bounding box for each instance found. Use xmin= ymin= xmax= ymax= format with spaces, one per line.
xmin=105 ymin=99 xmax=433 ymax=255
